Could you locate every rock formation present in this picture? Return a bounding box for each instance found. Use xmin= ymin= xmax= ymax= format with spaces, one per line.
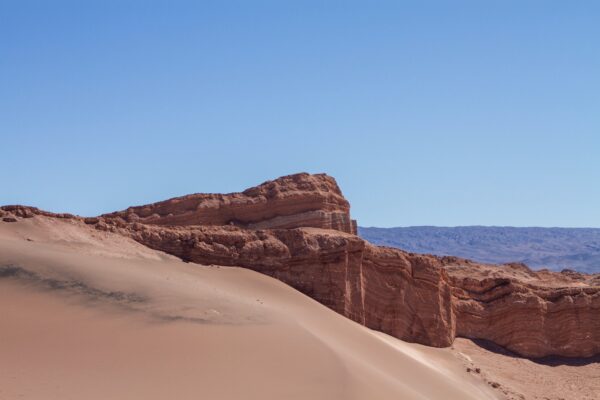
xmin=2 ymin=172 xmax=599 ymax=358
xmin=447 ymin=261 xmax=600 ymax=358
xmin=116 ymin=223 xmax=456 ymax=348
xmin=101 ymin=173 xmax=357 ymax=234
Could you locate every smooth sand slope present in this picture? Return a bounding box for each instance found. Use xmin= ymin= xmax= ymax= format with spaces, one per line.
xmin=0 ymin=217 xmax=499 ymax=400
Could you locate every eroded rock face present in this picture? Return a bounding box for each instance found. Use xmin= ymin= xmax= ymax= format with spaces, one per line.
xmin=110 ymin=222 xmax=457 ymax=348
xmin=446 ymin=262 xmax=600 ymax=358
xmin=3 ymin=173 xmax=600 ymax=358
xmin=101 ymin=173 xmax=357 ymax=234
xmin=99 ymin=218 xmax=600 ymax=357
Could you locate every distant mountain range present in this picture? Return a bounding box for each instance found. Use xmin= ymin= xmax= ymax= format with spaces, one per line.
xmin=358 ymin=226 xmax=600 ymax=273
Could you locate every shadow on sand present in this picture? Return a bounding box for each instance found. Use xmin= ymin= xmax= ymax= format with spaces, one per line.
xmin=467 ymin=338 xmax=600 ymax=367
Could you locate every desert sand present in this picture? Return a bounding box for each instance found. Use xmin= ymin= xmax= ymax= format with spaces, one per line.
xmin=0 ymin=216 xmax=499 ymax=400
xmin=454 ymin=338 xmax=600 ymax=400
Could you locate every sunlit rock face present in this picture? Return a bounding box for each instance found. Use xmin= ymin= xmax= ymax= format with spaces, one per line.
xmin=3 ymin=173 xmax=600 ymax=358
xmin=101 ymin=173 xmax=357 ymax=234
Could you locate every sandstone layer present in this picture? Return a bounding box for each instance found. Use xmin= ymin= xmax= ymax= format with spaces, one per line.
xmin=447 ymin=261 xmax=600 ymax=358
xmin=101 ymin=173 xmax=357 ymax=234
xmin=2 ymin=173 xmax=599 ymax=358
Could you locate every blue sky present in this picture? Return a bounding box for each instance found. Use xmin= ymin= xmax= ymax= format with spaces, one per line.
xmin=1 ymin=1 xmax=599 ymax=227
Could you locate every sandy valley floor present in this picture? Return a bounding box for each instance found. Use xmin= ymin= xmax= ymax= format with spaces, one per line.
xmin=454 ymin=338 xmax=600 ymax=400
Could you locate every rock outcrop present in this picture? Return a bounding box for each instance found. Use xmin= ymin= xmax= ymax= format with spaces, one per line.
xmin=2 ymin=173 xmax=599 ymax=358
xmin=446 ymin=262 xmax=600 ymax=358
xmin=116 ymin=223 xmax=456 ymax=348
xmin=101 ymin=173 xmax=357 ymax=234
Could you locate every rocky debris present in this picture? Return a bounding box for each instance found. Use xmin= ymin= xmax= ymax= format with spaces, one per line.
xmin=0 ymin=205 xmax=76 ymax=220
xmin=0 ymin=208 xmax=18 ymax=222
xmin=3 ymin=173 xmax=600 ymax=358
xmin=101 ymin=173 xmax=357 ymax=234
xmin=1 ymin=205 xmax=34 ymax=218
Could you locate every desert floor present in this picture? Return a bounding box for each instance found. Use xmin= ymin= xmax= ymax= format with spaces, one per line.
xmin=454 ymin=337 xmax=600 ymax=400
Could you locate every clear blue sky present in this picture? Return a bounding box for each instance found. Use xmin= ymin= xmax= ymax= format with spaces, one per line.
xmin=1 ymin=1 xmax=599 ymax=227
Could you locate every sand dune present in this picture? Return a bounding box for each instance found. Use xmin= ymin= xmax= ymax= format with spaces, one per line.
xmin=0 ymin=217 xmax=499 ymax=400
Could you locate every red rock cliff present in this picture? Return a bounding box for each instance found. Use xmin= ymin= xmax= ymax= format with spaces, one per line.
xmin=102 ymin=173 xmax=357 ymax=234
xmin=116 ymin=223 xmax=457 ymax=348
xmin=2 ymin=173 xmax=599 ymax=358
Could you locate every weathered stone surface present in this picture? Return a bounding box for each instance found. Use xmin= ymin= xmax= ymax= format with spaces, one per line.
xmin=108 ymin=222 xmax=456 ymax=348
xmin=0 ymin=205 xmax=76 ymax=220
xmin=2 ymin=205 xmax=34 ymax=218
xmin=446 ymin=262 xmax=600 ymax=358
xmin=3 ymin=173 xmax=600 ymax=358
xmin=101 ymin=173 xmax=356 ymax=234
xmin=99 ymin=216 xmax=600 ymax=357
